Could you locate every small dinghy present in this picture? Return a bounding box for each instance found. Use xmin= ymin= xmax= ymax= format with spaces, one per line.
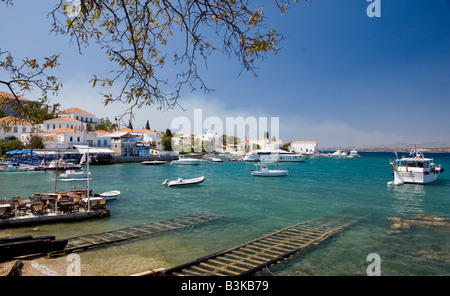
xmin=162 ymin=176 xmax=205 ymax=187
xmin=99 ymin=190 xmax=121 ymax=200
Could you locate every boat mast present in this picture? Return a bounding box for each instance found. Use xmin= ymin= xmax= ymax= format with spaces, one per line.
xmin=87 ymin=145 xmax=90 ymax=212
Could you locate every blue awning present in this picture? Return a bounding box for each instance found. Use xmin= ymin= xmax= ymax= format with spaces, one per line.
xmin=5 ymin=149 xmax=22 ymax=155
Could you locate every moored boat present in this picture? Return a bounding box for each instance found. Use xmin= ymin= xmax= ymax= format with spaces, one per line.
xmin=44 ymin=160 xmax=81 ymax=171
xmin=58 ymin=169 xmax=91 ymax=179
xmin=243 ymin=150 xmax=309 ymax=162
xmin=140 ymin=160 xmax=166 ymax=165
xmin=171 ymin=157 xmax=201 ymax=165
xmin=388 ymin=149 xmax=444 ymax=185
xmin=250 ymin=165 xmax=289 ymax=177
xmin=99 ymin=190 xmax=120 ymax=200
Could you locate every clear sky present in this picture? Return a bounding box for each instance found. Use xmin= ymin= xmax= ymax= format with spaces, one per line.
xmin=1 ymin=1 xmax=449 ymax=148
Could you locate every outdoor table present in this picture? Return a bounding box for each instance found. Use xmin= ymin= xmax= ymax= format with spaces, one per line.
xmin=58 ymin=201 xmax=74 ymax=214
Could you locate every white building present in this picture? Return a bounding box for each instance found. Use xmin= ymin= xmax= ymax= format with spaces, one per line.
xmin=0 ymin=116 xmax=35 ymax=141
xmin=289 ymin=141 xmax=318 ymax=154
xmin=41 ymin=128 xmax=87 ymax=149
xmin=43 ymin=117 xmax=85 ymax=132
xmin=237 ymin=138 xmax=283 ymax=153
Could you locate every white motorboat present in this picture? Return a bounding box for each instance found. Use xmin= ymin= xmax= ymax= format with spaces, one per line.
xmin=388 ymin=151 xmax=444 ymax=185
xmin=171 ymin=157 xmax=201 ymax=165
xmin=162 ymin=176 xmax=206 ymax=187
xmin=348 ymin=149 xmax=361 ymax=158
xmin=330 ymin=150 xmax=348 ymax=158
xmin=140 ymin=160 xmax=166 ymax=165
xmin=211 ymin=157 xmax=223 ymax=162
xmin=45 ymin=159 xmax=81 ymax=171
xmin=0 ymin=164 xmax=34 ymax=172
xmin=250 ymin=165 xmax=289 ymax=177
xmin=243 ymin=150 xmax=309 ymax=162
xmin=58 ymin=169 xmax=91 ymax=179
xmin=99 ymin=190 xmax=120 ymax=200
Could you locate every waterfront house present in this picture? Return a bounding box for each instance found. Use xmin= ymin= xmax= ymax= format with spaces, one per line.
xmin=41 ymin=128 xmax=86 ymax=149
xmin=110 ymin=131 xmax=138 ymax=156
xmin=0 ymin=91 xmax=32 ymax=118
xmin=0 ymin=116 xmax=35 ymax=141
xmin=43 ymin=117 xmax=85 ymax=133
xmin=57 ymin=107 xmax=99 ymax=126
xmin=289 ymin=141 xmax=318 ymax=155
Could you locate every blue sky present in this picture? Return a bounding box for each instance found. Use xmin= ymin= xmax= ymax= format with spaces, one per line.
xmin=1 ymin=1 xmax=449 ymax=148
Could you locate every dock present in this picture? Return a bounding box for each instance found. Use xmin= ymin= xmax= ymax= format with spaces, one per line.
xmin=47 ymin=212 xmax=224 ymax=258
xmin=159 ymin=215 xmax=357 ymax=276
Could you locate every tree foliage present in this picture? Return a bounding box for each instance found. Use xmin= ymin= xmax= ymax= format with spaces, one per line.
xmin=1 ymin=0 xmax=307 ymax=124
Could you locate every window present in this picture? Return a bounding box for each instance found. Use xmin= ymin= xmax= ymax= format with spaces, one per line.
xmin=13 ymin=127 xmax=18 ymax=133
xmin=70 ymin=136 xmax=73 ymax=142
xmin=97 ymin=140 xmax=101 ymax=146
xmin=77 ymin=137 xmax=80 ymax=142
xmin=103 ymin=140 xmax=107 ymax=147
xmin=22 ymin=127 xmax=26 ymax=132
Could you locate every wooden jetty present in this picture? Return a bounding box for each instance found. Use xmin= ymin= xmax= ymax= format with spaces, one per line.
xmin=48 ymin=212 xmax=224 ymax=258
xmin=160 ymin=215 xmax=357 ymax=276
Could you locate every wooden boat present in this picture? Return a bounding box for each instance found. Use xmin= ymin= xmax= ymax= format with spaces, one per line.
xmin=140 ymin=160 xmax=166 ymax=165
xmin=162 ymin=176 xmax=205 ymax=187
xmin=0 ymin=235 xmax=68 ymax=261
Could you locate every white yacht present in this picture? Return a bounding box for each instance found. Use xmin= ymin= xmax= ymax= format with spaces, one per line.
xmin=389 ymin=151 xmax=444 ymax=185
xmin=171 ymin=157 xmax=201 ymax=165
xmin=330 ymin=150 xmax=348 ymax=158
xmin=348 ymin=149 xmax=361 ymax=158
xmin=242 ymin=150 xmax=310 ymax=162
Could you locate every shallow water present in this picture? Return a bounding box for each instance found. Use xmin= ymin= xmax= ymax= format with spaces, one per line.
xmin=1 ymin=152 xmax=450 ymax=275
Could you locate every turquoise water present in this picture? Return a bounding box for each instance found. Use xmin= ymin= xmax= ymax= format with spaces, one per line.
xmin=1 ymin=152 xmax=450 ymax=275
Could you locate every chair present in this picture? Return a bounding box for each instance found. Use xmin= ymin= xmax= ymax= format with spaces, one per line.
xmin=32 ymin=202 xmax=44 ymax=215
xmin=15 ymin=199 xmax=29 ymax=215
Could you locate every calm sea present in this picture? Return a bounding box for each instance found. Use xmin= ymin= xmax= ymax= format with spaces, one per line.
xmin=1 ymin=152 xmax=450 ymax=276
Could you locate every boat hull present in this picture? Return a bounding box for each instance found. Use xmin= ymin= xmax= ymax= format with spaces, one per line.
xmin=394 ymin=171 xmax=439 ymax=185
xmin=163 ymin=176 xmax=205 ymax=187
xmin=251 ymin=170 xmax=289 ymax=177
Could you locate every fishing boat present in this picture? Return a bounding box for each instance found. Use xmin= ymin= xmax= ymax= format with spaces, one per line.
xmin=250 ymin=165 xmax=289 ymax=177
xmin=162 ymin=176 xmax=205 ymax=187
xmin=388 ymin=150 xmax=445 ymax=185
xmin=98 ymin=190 xmax=120 ymax=200
xmin=140 ymin=160 xmax=166 ymax=165
xmin=171 ymin=157 xmax=201 ymax=165
xmin=58 ymin=169 xmax=91 ymax=179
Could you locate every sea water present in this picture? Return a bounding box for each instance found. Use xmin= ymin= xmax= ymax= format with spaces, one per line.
xmin=1 ymin=152 xmax=450 ymax=275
